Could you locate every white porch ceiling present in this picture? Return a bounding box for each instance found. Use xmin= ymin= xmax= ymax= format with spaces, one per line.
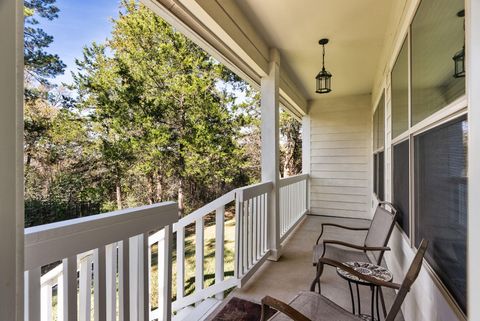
xmin=233 ymin=0 xmax=397 ymax=101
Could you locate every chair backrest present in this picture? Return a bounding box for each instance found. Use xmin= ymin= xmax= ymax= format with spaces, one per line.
xmin=385 ymin=239 xmax=429 ymax=321
xmin=364 ymin=201 xmax=398 ymax=264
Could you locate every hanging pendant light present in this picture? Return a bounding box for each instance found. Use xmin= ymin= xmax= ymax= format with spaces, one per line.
xmin=315 ymin=38 xmax=332 ymax=94
xmin=453 ymin=10 xmax=465 ymax=78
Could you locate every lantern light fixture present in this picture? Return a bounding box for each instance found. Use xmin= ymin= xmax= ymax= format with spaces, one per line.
xmin=453 ymin=10 xmax=465 ymax=78
xmin=315 ymin=38 xmax=332 ymax=94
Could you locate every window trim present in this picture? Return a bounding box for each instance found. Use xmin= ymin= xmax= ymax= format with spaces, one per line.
xmin=382 ymin=0 xmax=468 ymax=317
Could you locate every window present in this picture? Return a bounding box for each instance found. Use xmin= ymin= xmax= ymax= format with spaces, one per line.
xmin=373 ymin=93 xmax=385 ymax=201
xmin=373 ymin=151 xmax=384 ymax=201
xmin=411 ymin=0 xmax=465 ymax=125
xmin=414 ymin=115 xmax=468 ymax=312
xmin=393 ymin=140 xmax=409 ymax=236
xmin=391 ymin=38 xmax=409 ymax=139
xmin=373 ymin=93 xmax=385 ymax=150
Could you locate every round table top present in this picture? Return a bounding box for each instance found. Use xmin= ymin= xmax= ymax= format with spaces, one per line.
xmin=336 ymin=261 xmax=393 ymax=285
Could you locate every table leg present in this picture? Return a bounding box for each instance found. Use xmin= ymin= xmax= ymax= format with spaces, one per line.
xmin=376 ymin=286 xmax=381 ymax=321
xmin=370 ymin=285 xmax=375 ymax=321
xmin=379 ymin=286 xmax=387 ymax=317
xmin=356 ymin=283 xmax=361 ymax=315
xmin=347 ymin=281 xmax=355 ymax=314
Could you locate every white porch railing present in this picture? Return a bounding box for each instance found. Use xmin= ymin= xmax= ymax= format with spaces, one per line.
xmin=235 ymin=182 xmax=272 ymax=287
xmin=279 ymin=174 xmax=309 ymax=242
xmin=24 ymin=202 xmax=178 ymax=321
xmin=168 ymin=190 xmax=238 ymax=313
xmin=26 ymin=175 xmax=309 ymax=321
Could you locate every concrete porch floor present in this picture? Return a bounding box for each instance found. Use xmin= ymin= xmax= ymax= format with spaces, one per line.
xmin=207 ymin=214 xmax=404 ymax=320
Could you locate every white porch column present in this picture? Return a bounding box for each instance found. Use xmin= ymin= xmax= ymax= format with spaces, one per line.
xmin=261 ymin=48 xmax=281 ymax=260
xmin=302 ymin=114 xmax=311 ymax=213
xmin=466 ymin=1 xmax=480 ymax=320
xmin=0 ymin=0 xmax=24 ymax=320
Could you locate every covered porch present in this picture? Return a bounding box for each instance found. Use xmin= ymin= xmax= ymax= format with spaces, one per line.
xmin=1 ymin=0 xmax=480 ymax=321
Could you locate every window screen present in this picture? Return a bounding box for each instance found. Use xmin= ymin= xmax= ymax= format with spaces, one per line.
xmin=411 ymin=0 xmax=465 ymax=125
xmin=414 ymin=115 xmax=468 ymax=312
xmin=373 ymin=152 xmax=384 ymax=201
xmin=393 ymin=140 xmax=410 ymax=236
xmin=378 ymin=95 xmax=385 ymax=149
xmin=392 ymin=38 xmax=409 ymax=138
xmin=378 ymin=152 xmax=384 ymax=201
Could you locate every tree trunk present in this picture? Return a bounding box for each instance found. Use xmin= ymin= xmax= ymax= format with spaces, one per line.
xmin=147 ymin=173 xmax=155 ymax=204
xmin=178 ymin=179 xmax=184 ymax=217
xmin=116 ymin=180 xmax=123 ymax=210
xmin=156 ymin=172 xmax=163 ymax=202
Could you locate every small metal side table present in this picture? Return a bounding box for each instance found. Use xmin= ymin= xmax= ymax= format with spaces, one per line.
xmin=336 ymin=261 xmax=393 ymax=321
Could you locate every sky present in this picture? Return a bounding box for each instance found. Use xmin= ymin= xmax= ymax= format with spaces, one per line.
xmin=40 ymin=0 xmax=121 ymax=85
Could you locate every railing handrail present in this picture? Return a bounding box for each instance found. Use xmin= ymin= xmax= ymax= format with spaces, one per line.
xmin=25 ymin=201 xmax=178 ymax=271
xmin=236 ymin=181 xmax=273 ymax=201
xmin=173 ymin=190 xmax=236 ymax=230
xmin=279 ymin=173 xmax=308 ymax=187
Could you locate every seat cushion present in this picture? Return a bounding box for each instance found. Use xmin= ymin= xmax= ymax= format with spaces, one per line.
xmin=312 ymin=244 xmax=370 ymax=266
xmin=268 ymin=291 xmax=363 ymax=321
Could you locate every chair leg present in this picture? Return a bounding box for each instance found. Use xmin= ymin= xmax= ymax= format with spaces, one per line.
xmin=379 ymin=287 xmax=387 ymax=318
xmin=313 ymin=262 xmax=324 ymax=294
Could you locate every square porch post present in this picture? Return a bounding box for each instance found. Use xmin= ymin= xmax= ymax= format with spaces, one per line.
xmin=0 ymin=0 xmax=24 ymax=320
xmin=261 ymin=48 xmax=281 ymax=260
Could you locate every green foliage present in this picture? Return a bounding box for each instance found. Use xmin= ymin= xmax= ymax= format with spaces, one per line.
xmin=24 ymin=0 xmax=301 ymax=226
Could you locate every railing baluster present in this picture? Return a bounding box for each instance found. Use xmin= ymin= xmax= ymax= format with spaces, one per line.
xmin=64 ymin=256 xmax=78 ymax=321
xmin=119 ymin=238 xmax=130 ymax=321
xmin=243 ymin=200 xmax=248 ymax=272
xmin=106 ymin=243 xmax=117 ymax=321
xmin=79 ymin=254 xmax=92 ymax=321
xmin=234 ymin=196 xmax=242 ymax=278
xmin=176 ymin=227 xmax=185 ymax=300
xmin=57 ymin=271 xmax=64 ymax=321
xmin=250 ymin=197 xmax=257 ymax=265
xmin=41 ymin=281 xmax=52 ymax=321
xmin=215 ymin=207 xmax=225 ymax=299
xmin=142 ymin=233 xmax=149 ymax=321
xmin=158 ymin=227 xmax=173 ymax=321
xmin=195 ymin=218 xmax=204 ymax=296
xmin=94 ymin=247 xmax=106 ymax=321
xmin=25 ymin=268 xmax=41 ymax=321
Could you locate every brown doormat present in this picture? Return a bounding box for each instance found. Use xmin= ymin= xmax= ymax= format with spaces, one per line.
xmin=211 ymin=297 xmax=277 ymax=321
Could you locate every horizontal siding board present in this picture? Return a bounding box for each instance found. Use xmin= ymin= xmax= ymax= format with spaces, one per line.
xmin=311 ymin=132 xmax=367 ymax=142
xmin=310 ymin=208 xmax=368 ymax=218
xmin=310 ymin=186 xmax=368 ymax=195
xmin=311 ymin=156 xmax=367 ymax=164
xmin=311 ymin=140 xmax=367 ymax=149
xmin=311 ymin=200 xmax=367 ymax=211
xmin=310 ymin=194 xmax=368 ymax=203
xmin=311 ymin=148 xmax=367 ymax=157
xmin=311 ymin=123 xmax=367 ymax=135
xmin=311 ymin=171 xmax=367 ymax=179
xmin=311 ymin=178 xmax=367 ymax=188
xmin=311 ymin=163 xmax=368 ymax=172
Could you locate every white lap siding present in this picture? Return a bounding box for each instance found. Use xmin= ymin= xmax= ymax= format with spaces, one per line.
xmin=308 ymin=94 xmax=372 ymax=219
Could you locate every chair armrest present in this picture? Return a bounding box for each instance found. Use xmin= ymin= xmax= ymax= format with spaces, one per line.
xmin=261 ymin=296 xmax=312 ymax=321
xmin=315 ymin=223 xmax=369 ymax=244
xmin=313 ymin=258 xmax=401 ymax=290
xmin=322 ymin=240 xmax=391 ymax=252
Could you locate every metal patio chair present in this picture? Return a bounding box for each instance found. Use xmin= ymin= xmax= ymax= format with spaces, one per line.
xmin=260 ymin=239 xmax=428 ymax=321
xmin=312 ymin=201 xmax=398 ymax=274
